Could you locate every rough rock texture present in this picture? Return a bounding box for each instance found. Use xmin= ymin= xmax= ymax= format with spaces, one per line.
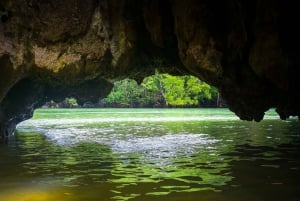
xmin=1 ymin=0 xmax=299 ymax=139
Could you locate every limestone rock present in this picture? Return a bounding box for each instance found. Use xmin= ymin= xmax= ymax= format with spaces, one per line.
xmin=1 ymin=0 xmax=299 ymax=138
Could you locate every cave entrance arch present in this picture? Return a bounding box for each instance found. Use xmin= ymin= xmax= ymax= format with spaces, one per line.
xmin=1 ymin=0 xmax=300 ymax=141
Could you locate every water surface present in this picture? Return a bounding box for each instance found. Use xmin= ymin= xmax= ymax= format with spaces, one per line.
xmin=0 ymin=108 xmax=299 ymax=201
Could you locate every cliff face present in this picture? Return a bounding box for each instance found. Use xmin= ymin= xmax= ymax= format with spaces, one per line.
xmin=1 ymin=0 xmax=299 ymax=138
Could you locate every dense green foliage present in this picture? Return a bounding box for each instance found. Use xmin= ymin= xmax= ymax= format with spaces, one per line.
xmin=102 ymin=73 xmax=219 ymax=107
xmin=65 ymin=97 xmax=79 ymax=108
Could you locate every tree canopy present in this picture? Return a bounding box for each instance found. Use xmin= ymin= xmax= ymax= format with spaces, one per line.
xmin=102 ymin=72 xmax=220 ymax=108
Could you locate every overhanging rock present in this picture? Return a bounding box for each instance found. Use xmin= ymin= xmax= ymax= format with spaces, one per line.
xmin=1 ymin=0 xmax=299 ymax=138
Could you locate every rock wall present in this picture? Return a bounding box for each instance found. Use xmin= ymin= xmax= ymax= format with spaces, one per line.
xmin=1 ymin=0 xmax=299 ymax=138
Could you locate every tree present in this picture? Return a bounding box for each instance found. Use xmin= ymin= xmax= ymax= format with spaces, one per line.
xmin=64 ymin=97 xmax=79 ymax=108
xmin=103 ymin=79 xmax=142 ymax=107
xmin=141 ymin=71 xmax=167 ymax=107
xmin=163 ymin=74 xmax=186 ymax=106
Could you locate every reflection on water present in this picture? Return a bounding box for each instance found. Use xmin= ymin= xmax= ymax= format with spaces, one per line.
xmin=0 ymin=108 xmax=300 ymax=201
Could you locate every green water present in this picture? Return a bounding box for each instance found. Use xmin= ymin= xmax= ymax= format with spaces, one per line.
xmin=0 ymin=108 xmax=300 ymax=201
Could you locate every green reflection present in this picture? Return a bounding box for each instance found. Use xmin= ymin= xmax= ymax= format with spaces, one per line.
xmin=0 ymin=108 xmax=299 ymax=201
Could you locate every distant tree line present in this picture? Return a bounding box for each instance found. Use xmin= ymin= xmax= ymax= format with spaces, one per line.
xmin=43 ymin=73 xmax=225 ymax=108
xmin=101 ymin=73 xmax=225 ymax=108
